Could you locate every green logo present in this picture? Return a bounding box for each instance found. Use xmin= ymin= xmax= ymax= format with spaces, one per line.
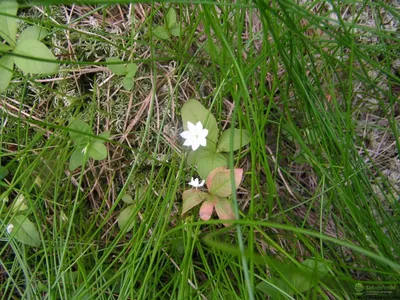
xmin=355 ymin=283 xmax=364 ymax=295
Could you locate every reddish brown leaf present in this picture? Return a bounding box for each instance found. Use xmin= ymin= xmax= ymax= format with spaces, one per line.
xmin=199 ymin=201 xmax=215 ymax=221
xmin=182 ymin=189 xmax=207 ymax=216
xmin=207 ymin=167 xmax=243 ymax=198
xmin=215 ymin=198 xmax=235 ymax=227
xmin=206 ymin=166 xmax=225 ymax=190
xmin=233 ymin=168 xmax=243 ymax=188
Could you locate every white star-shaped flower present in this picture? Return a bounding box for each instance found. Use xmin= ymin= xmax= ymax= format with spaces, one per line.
xmin=188 ymin=177 xmax=205 ymax=189
xmin=6 ymin=224 xmax=14 ymax=234
xmin=180 ymin=121 xmax=208 ymax=151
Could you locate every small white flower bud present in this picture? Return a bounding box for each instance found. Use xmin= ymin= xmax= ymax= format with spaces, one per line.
xmin=6 ymin=224 xmax=14 ymax=234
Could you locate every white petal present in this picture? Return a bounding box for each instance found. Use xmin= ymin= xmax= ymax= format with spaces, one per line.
xmin=191 ymin=140 xmax=200 ymax=151
xmin=189 ymin=177 xmax=204 ymax=188
xmin=198 ymin=136 xmax=207 ymax=147
xmin=180 ymin=131 xmax=192 ymax=139
xmin=183 ymin=138 xmax=194 ymax=146
xmin=195 ymin=121 xmax=203 ymax=132
xmin=187 ymin=121 xmax=196 ymax=133
xmin=201 ymin=128 xmax=209 ymax=138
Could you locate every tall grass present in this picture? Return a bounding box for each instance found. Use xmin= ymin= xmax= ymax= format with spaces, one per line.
xmin=1 ymin=0 xmax=399 ymax=299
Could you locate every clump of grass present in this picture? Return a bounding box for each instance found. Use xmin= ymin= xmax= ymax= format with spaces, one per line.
xmin=0 ymin=1 xmax=399 ymax=299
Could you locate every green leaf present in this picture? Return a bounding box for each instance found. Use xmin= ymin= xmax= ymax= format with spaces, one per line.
xmin=88 ymin=141 xmax=107 ymax=161
xmin=69 ymin=119 xmax=93 ymax=145
xmin=165 ymin=8 xmax=177 ymax=29
xmin=203 ymin=40 xmax=222 ymax=57
xmin=0 ymin=54 xmax=14 ymax=93
xmin=69 ymin=146 xmax=85 ymax=171
xmin=125 ymin=63 xmax=138 ymax=75
xmin=169 ymin=26 xmax=181 ymax=37
xmin=122 ymin=74 xmax=134 ymax=90
xmin=195 ymin=149 xmax=227 ymax=179
xmin=181 ymin=99 xmax=219 ymax=148
xmin=0 ymin=164 xmax=9 ymax=180
xmin=217 ymin=128 xmax=250 ymax=152
xmin=302 ymin=258 xmax=329 ymax=279
xmin=153 ymin=26 xmax=170 ymax=40
xmin=136 ymin=186 xmax=145 ymax=200
xmin=64 ymin=270 xmax=78 ymax=285
xmin=207 ymin=167 xmax=243 ymax=198
xmin=186 ymin=150 xmax=197 ymax=165
xmin=0 ymin=0 xmax=18 ymax=46
xmin=122 ymin=194 xmax=134 ymax=204
xmin=302 ymin=258 xmax=328 ymax=270
xmin=126 ymin=67 xmax=137 ymax=78
xmin=11 ymin=215 xmax=41 ymax=247
xmin=13 ymin=39 xmax=59 ymax=74
xmin=256 ymin=279 xmax=293 ymax=299
xmin=281 ymin=259 xmax=329 ymax=294
xmin=37 ymin=281 xmax=47 ymax=292
xmin=118 ymin=204 xmax=136 ymax=232
xmin=0 ymin=43 xmax=13 ymax=52
xmin=283 ymin=266 xmax=312 ymax=294
xmin=182 ymin=189 xmax=207 ymax=216
xmin=214 ymin=197 xmax=235 ymax=226
xmin=187 ymin=147 xmax=215 ymax=165
xmin=106 ymin=57 xmax=127 ymax=75
xmin=19 ymin=26 xmax=48 ymax=42
xmin=97 ymin=131 xmax=111 ymax=141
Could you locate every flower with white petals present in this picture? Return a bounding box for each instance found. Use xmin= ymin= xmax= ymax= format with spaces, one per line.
xmin=6 ymin=224 xmax=14 ymax=234
xmin=180 ymin=121 xmax=208 ymax=151
xmin=188 ymin=177 xmax=205 ymax=189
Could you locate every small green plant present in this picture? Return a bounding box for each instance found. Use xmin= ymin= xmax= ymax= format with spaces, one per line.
xmin=117 ymin=199 xmax=133 ymax=233
xmin=106 ymin=57 xmax=138 ymax=90
xmin=256 ymin=259 xmax=329 ymax=298
xmin=117 ymin=188 xmax=144 ymax=232
xmin=117 ymin=194 xmax=136 ymax=232
xmin=182 ymin=166 xmax=243 ymax=226
xmin=68 ymin=119 xmax=109 ymax=171
xmin=180 ymin=99 xmax=250 ymax=179
xmin=0 ymin=0 xmax=59 ymax=93
xmin=153 ymin=8 xmax=181 ymax=40
xmin=1 ymin=194 xmax=40 ymax=247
